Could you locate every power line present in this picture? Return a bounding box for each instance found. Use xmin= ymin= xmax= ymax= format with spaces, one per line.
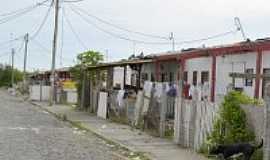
xmin=0 ymin=0 xmax=50 ymax=25
xmin=0 ymin=52 xmax=10 ymax=58
xmin=62 ymin=7 xmax=88 ymax=49
xmin=15 ymin=39 xmax=25 ymax=54
xmin=31 ymin=39 xmax=51 ymax=53
xmin=0 ymin=35 xmax=24 ymax=47
xmin=30 ymin=1 xmax=53 ymax=40
xmin=175 ymin=30 xmax=238 ymax=45
xmin=0 ymin=0 xmax=49 ymax=17
xmin=63 ymin=0 xmax=86 ymax=3
xmin=71 ymin=4 xmax=169 ymax=40
xmin=69 ymin=6 xmax=239 ymax=46
xmin=69 ymin=6 xmax=171 ymax=45
xmin=30 ymin=38 xmax=74 ymax=63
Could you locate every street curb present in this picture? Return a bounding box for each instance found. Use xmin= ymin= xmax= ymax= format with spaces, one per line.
xmin=29 ymin=101 xmax=153 ymax=160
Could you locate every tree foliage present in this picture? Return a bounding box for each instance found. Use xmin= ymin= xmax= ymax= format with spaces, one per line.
xmin=71 ymin=50 xmax=104 ymax=80
xmin=70 ymin=50 xmax=104 ymax=106
xmin=77 ymin=50 xmax=104 ymax=66
xmin=0 ymin=65 xmax=23 ymax=87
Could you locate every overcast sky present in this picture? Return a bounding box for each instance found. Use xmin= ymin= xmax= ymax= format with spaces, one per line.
xmin=0 ymin=0 xmax=269 ymax=71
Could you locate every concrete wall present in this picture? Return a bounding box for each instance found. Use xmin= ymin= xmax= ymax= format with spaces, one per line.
xmin=184 ymin=52 xmax=270 ymax=100
xmin=141 ymin=63 xmax=155 ymax=81
xmin=216 ymin=53 xmax=257 ymax=98
xmin=113 ymin=66 xmax=132 ymax=89
xmin=29 ymin=85 xmax=50 ymax=101
xmin=66 ymin=89 xmax=78 ymax=104
xmin=241 ymin=105 xmax=265 ymax=141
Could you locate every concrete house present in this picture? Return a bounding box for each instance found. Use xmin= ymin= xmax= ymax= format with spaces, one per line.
xmin=155 ymin=38 xmax=270 ymax=102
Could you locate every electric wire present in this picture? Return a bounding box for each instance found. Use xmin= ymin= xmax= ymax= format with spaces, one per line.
xmin=69 ymin=5 xmax=239 ymax=45
xmin=0 ymin=0 xmax=49 ymax=17
xmin=62 ymin=7 xmax=88 ymax=50
xmin=0 ymin=0 xmax=50 ymax=25
xmin=30 ymin=0 xmax=53 ymax=40
xmin=31 ymin=39 xmax=51 ymax=53
xmin=0 ymin=35 xmax=24 ymax=48
xmin=175 ymin=29 xmax=239 ymax=45
xmin=63 ymin=0 xmax=86 ymax=3
xmin=69 ymin=6 xmax=171 ymax=45
xmin=71 ymin=4 xmax=169 ymax=40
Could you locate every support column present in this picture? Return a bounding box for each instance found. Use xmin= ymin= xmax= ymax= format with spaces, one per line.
xmin=123 ymin=65 xmax=127 ymax=89
xmin=255 ymin=50 xmax=262 ymax=99
xmin=174 ymin=58 xmax=185 ymax=145
xmin=211 ymin=54 xmax=216 ymax=102
xmin=155 ymin=61 xmax=160 ymax=82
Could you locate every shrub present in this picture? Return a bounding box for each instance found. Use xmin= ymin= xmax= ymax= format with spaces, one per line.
xmin=209 ymin=91 xmax=255 ymax=145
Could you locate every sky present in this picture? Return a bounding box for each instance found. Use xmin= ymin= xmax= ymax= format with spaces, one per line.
xmin=0 ymin=0 xmax=269 ymax=71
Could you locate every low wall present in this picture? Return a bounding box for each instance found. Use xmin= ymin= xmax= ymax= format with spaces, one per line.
xmin=174 ymin=99 xmax=219 ymax=150
xmin=64 ymin=89 xmax=78 ymax=104
xmin=241 ymin=105 xmax=265 ymax=141
xmin=29 ymin=85 xmax=50 ymax=101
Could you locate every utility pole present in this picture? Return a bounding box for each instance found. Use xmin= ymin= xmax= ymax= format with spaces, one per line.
xmin=50 ymin=0 xmax=60 ymax=105
xmin=11 ymin=48 xmax=15 ymax=88
xmin=23 ymin=33 xmax=29 ymax=92
xmin=169 ymin=32 xmax=175 ymax=51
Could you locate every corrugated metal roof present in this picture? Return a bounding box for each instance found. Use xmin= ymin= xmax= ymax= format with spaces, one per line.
xmin=87 ymin=59 xmax=153 ymax=70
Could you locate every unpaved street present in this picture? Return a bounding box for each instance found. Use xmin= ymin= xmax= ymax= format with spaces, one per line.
xmin=0 ymin=90 xmax=119 ymax=160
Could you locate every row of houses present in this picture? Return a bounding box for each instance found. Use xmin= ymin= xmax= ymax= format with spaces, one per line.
xmin=87 ymin=38 xmax=270 ymax=102
xmin=28 ymin=38 xmax=270 ymax=150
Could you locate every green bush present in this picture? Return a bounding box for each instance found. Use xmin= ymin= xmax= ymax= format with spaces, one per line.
xmin=209 ymin=91 xmax=255 ymax=145
xmin=204 ymin=91 xmax=264 ymax=159
xmin=0 ymin=66 xmax=23 ymax=87
xmin=202 ymin=91 xmax=265 ymax=160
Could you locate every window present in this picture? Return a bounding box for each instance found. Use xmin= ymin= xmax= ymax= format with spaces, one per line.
xmin=193 ymin=71 xmax=197 ymax=86
xmin=161 ymin=73 xmax=168 ymax=82
xmin=169 ymin=72 xmax=175 ymax=82
xmin=141 ymin=73 xmax=148 ymax=81
xmin=183 ymin=71 xmax=188 ymax=83
xmin=201 ymin=71 xmax=209 ymax=85
xmin=151 ymin=73 xmax=155 ymax=82
xmin=245 ymin=69 xmax=254 ymax=86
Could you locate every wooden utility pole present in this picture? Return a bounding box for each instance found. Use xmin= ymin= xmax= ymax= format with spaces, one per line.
xmin=23 ymin=33 xmax=29 ymax=92
xmin=11 ymin=48 xmax=15 ymax=87
xmin=50 ymin=0 xmax=60 ymax=105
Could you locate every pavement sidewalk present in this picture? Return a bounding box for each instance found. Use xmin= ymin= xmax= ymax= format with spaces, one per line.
xmin=30 ymin=101 xmax=208 ymax=160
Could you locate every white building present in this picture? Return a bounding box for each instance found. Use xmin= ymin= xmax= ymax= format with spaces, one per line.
xmin=155 ymin=39 xmax=270 ymax=102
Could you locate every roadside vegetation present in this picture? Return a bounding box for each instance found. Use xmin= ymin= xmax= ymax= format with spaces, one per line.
xmin=70 ymin=50 xmax=104 ymax=107
xmin=203 ymin=91 xmax=262 ymax=160
xmin=0 ymin=65 xmax=23 ymax=87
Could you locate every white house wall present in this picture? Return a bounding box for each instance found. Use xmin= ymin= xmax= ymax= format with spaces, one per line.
xmin=113 ymin=66 xmax=132 ymax=89
xmin=183 ymin=52 xmax=270 ymax=100
xmin=185 ymin=57 xmax=212 ymax=86
xmin=216 ymin=53 xmax=257 ymax=98
xmin=141 ymin=63 xmax=155 ymax=80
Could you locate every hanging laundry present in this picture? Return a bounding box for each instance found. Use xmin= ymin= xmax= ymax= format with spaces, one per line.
xmin=143 ymin=81 xmax=152 ymax=98
xmin=117 ymin=90 xmax=125 ymax=107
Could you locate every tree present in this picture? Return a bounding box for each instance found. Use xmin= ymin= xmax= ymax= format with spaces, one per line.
xmin=0 ymin=65 xmax=23 ymax=87
xmin=77 ymin=50 xmax=104 ymax=66
xmin=71 ymin=50 xmax=104 ymax=107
